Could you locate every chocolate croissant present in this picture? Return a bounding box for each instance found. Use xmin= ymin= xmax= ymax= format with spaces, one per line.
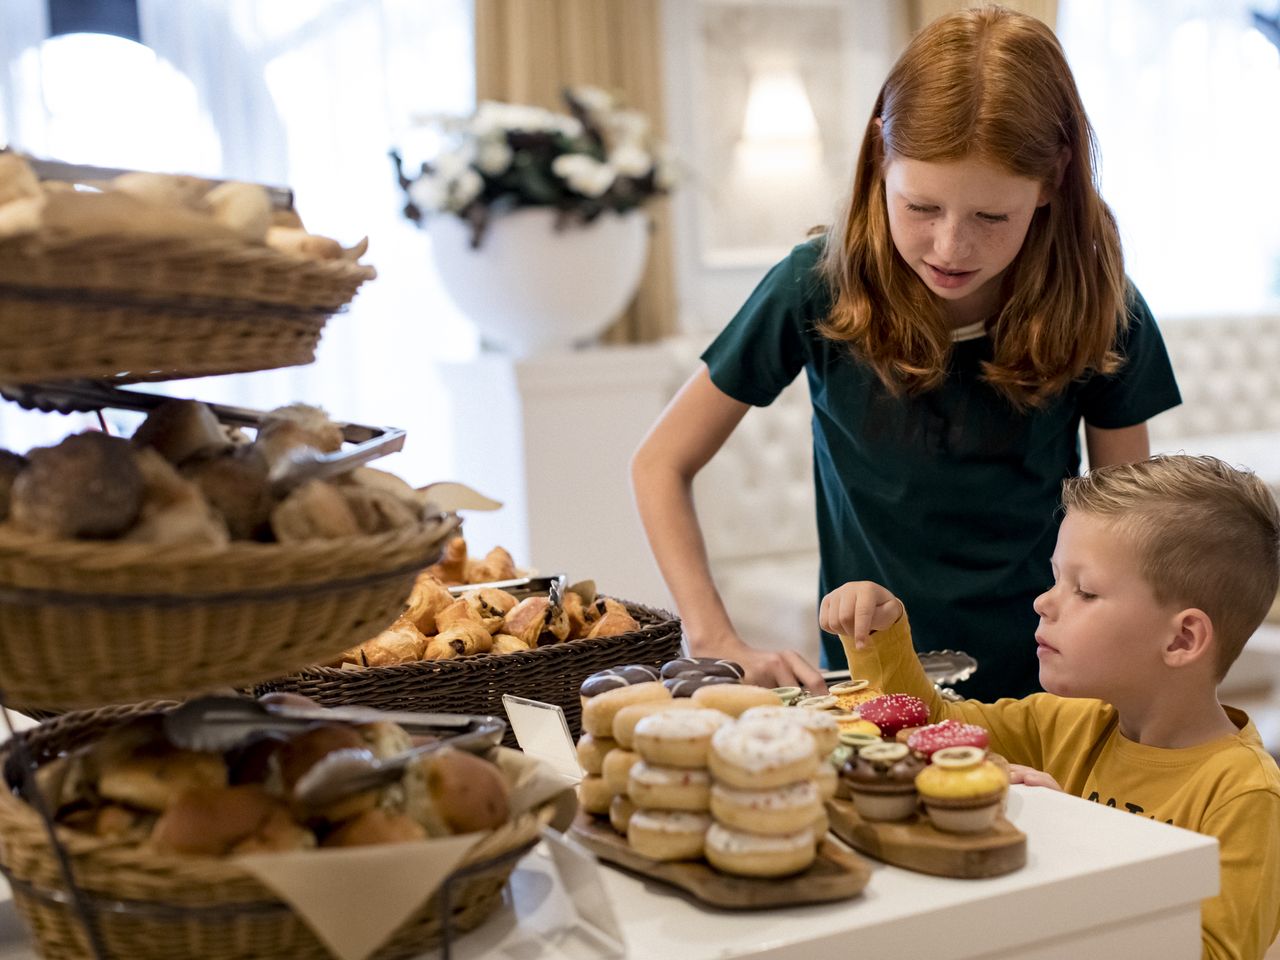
xmin=462 ymin=588 xmax=518 ymax=633
xmin=403 ymin=573 xmax=455 ymax=634
xmin=502 ymin=596 xmax=571 ymax=647
xmin=431 ymin=620 xmax=492 ymax=657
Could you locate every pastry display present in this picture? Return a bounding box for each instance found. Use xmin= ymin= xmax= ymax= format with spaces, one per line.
xmin=914 ymin=745 xmax=1008 ymax=834
xmin=841 ymin=742 xmax=926 ymax=822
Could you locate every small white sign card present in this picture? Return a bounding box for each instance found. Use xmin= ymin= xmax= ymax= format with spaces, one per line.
xmin=502 ymin=693 xmax=583 ymax=781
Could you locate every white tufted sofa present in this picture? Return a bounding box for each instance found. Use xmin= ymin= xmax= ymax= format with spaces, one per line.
xmin=664 ymin=313 xmax=1280 ymax=678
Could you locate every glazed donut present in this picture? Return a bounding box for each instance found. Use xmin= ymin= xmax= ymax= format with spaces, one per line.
xmin=691 ymin=683 xmax=782 ymax=717
xmin=710 ymin=779 xmax=823 ymax=836
xmin=575 ymin=733 xmax=616 ymax=776
xmin=632 ymin=709 xmax=731 ymax=769
xmin=609 ymin=794 xmax=636 ymax=835
xmin=660 ymin=657 xmax=745 ymax=680
xmin=663 ymin=673 xmax=741 ymax=698
xmin=739 ymin=705 xmax=839 ymax=757
xmin=627 ymin=809 xmax=712 ymax=862
xmin=601 ymin=748 xmax=642 ymax=796
xmin=581 ymin=681 xmax=671 ymax=737
xmin=626 ymin=761 xmax=711 ymax=812
xmin=709 ymin=718 xmax=818 ymax=790
xmin=576 ymin=774 xmax=613 ymax=816
xmin=579 ymin=664 xmax=661 ymax=700
xmin=704 ymin=822 xmax=816 ymax=878
xmin=856 ymin=694 xmax=929 ymax=737
xmin=611 ymin=699 xmax=698 ymax=749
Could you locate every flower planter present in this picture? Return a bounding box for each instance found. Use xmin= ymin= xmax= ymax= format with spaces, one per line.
xmin=427 ymin=208 xmax=649 ymax=356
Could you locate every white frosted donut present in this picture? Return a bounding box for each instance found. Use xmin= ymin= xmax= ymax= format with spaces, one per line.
xmin=611 ymin=699 xmax=699 ymax=749
xmin=627 ymin=761 xmax=711 ymax=811
xmin=710 ymin=779 xmax=823 ymax=835
xmin=814 ymin=762 xmax=838 ymax=801
xmin=709 ymin=718 xmax=819 ymax=790
xmin=576 ymin=733 xmax=616 ymax=776
xmin=602 ymin=748 xmax=641 ymax=796
xmin=691 ymin=683 xmax=783 ymax=717
xmin=633 ymin=708 xmax=731 ymax=768
xmin=627 ymin=809 xmax=711 ymax=861
xmin=576 ymin=774 xmax=613 ymax=816
xmin=739 ymin=705 xmax=840 ymax=757
xmin=704 ymin=822 xmax=817 ymax=878
xmin=581 ymin=682 xmax=671 ymax=737
xmin=609 ymin=794 xmax=636 ymax=836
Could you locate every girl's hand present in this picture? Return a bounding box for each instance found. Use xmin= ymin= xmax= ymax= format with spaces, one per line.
xmin=1008 ymin=764 xmax=1062 ymax=791
xmin=691 ymin=633 xmax=828 ymax=694
xmin=819 ymin=581 xmax=903 ymax=649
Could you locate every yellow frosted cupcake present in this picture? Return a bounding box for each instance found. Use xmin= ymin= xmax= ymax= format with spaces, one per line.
xmin=914 ymin=745 xmax=1008 ymax=834
xmin=828 ymin=678 xmax=885 ymax=712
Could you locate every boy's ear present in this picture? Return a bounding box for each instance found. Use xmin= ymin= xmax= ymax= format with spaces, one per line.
xmin=1162 ymin=608 xmax=1214 ymax=670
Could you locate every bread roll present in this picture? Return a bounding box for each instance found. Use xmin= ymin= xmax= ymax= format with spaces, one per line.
xmin=10 ymin=432 xmax=143 ymax=539
xmin=110 ymin=171 xmax=210 ymax=209
xmin=271 ymin=480 xmax=361 ymax=542
xmin=98 ymin=745 xmax=227 ymax=812
xmin=417 ymin=748 xmax=510 ymax=834
xmin=0 ymin=154 xmax=41 ymax=207
xmin=322 ymin=808 xmax=426 ymax=847
xmin=123 ymin=449 xmax=229 ymax=547
xmin=180 ymin=445 xmax=272 ymax=541
xmin=275 ymin=724 xmax=380 ymax=822
xmin=203 ymin=181 xmax=271 ymax=243
xmin=339 ymin=485 xmax=419 ymax=534
xmin=259 ymin=404 xmax=344 ymax=455
xmin=149 ymin=784 xmax=296 ymax=855
xmin=131 ymin=399 xmax=230 ymax=466
xmin=266 ymin=225 xmax=344 ymax=260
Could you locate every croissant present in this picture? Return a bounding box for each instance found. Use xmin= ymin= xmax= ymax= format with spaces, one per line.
xmin=563 ymin=589 xmax=590 ymax=640
xmin=403 ymin=574 xmax=455 ymax=634
xmin=502 ymin=596 xmax=571 ymax=647
xmin=586 ymin=603 xmax=639 ymax=639
xmin=427 ymin=536 xmax=469 ymax=585
xmin=463 ymin=588 xmax=518 ymax=633
xmin=360 ymin=619 xmax=427 ymax=666
xmin=421 ymin=637 xmax=459 ymax=661
xmin=432 ymin=621 xmax=492 ymax=657
xmin=435 ymin=598 xmax=480 ymax=634
xmin=464 ymin=545 xmax=516 ymax=584
xmin=490 ymin=634 xmax=530 ymax=655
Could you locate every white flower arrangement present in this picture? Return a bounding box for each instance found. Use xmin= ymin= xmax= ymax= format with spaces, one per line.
xmin=393 ymin=86 xmax=673 ymax=248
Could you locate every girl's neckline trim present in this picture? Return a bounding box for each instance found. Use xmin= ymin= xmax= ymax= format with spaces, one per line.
xmin=950 ymin=319 xmax=988 ymax=342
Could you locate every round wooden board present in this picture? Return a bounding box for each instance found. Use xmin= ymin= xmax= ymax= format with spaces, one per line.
xmin=825 ymin=797 xmax=1026 ymax=878
xmin=569 ymin=812 xmax=871 ymax=909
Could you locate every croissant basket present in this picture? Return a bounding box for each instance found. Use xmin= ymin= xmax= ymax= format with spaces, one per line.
xmin=0 ymin=704 xmax=562 ymax=960
xmin=256 ymin=599 xmax=684 ymax=747
xmin=0 ymin=515 xmax=459 ymax=711
xmin=0 ymin=234 xmax=376 ymax=383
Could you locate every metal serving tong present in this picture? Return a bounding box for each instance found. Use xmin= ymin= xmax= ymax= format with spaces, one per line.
xmin=163 ymin=696 xmax=507 ymax=812
xmin=8 ymin=149 xmax=295 ymax=212
xmin=0 ymin=380 xmax=405 ymax=498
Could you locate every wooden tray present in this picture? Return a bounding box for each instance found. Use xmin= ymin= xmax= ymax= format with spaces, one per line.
xmin=825 ymin=797 xmax=1026 ymax=878
xmin=569 ymin=812 xmax=871 ymax=909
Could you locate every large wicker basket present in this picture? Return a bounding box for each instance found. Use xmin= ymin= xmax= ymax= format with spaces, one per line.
xmin=256 ymin=600 xmax=683 ymax=746
xmin=0 ymin=515 xmax=459 ymax=711
xmin=0 ymin=704 xmax=561 ymax=960
xmin=0 ymin=233 xmax=375 ymax=383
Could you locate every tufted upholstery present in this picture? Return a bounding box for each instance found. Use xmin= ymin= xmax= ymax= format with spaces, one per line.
xmin=662 ymin=314 xmax=1280 ymax=674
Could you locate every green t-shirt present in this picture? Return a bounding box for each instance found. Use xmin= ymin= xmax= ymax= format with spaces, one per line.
xmin=701 ymin=238 xmax=1182 ymax=700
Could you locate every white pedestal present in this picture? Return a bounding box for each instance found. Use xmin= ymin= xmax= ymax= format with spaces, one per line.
xmin=440 ymin=345 xmax=675 ymax=612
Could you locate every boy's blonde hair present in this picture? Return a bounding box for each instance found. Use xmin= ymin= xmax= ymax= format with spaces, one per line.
xmin=819 ymin=4 xmax=1126 ymax=410
xmin=1062 ymin=456 xmax=1280 ymax=677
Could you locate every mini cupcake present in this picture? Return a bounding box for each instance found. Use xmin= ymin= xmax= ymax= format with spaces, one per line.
xmin=834 ymin=715 xmax=882 ymax=738
xmin=840 ymin=742 xmax=925 ymax=822
xmin=828 ymin=679 xmax=885 ymax=712
xmin=906 ymin=719 xmax=990 ymax=759
xmin=914 ymin=745 xmax=1007 ymax=834
xmin=856 ymin=694 xmax=929 ymax=738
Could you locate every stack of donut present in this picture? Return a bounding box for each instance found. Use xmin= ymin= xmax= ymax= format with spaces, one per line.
xmin=576 ymin=661 xmax=854 ymax=878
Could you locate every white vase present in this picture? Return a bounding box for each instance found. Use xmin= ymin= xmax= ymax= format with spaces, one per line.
xmin=427 ymin=207 xmax=650 ymax=356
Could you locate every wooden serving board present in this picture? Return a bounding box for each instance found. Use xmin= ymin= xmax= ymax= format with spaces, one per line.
xmin=825 ymin=797 xmax=1026 ymax=878
xmin=570 ymin=812 xmax=871 ymax=909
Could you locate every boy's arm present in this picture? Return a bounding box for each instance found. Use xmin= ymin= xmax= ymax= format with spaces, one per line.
xmin=1199 ymin=789 xmax=1280 ymax=960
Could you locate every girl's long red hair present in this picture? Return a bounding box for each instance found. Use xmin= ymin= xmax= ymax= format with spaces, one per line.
xmin=818 ymin=4 xmax=1126 ymax=408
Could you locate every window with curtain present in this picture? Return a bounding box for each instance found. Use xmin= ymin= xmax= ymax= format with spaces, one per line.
xmin=0 ymin=0 xmax=475 ymax=487
xmin=1058 ymin=0 xmax=1280 ymax=319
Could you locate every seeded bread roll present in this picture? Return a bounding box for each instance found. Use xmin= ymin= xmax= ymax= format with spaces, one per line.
xmin=10 ymin=432 xmax=143 ymax=539
xmin=131 ymin=399 xmax=230 ymax=466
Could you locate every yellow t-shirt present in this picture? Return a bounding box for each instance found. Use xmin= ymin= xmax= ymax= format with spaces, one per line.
xmin=851 ymin=614 xmax=1280 ymax=960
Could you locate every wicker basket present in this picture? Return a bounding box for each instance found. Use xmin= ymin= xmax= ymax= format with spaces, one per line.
xmin=0 ymin=234 xmax=375 ymax=383
xmin=255 ymin=600 xmax=683 ymax=747
xmin=0 ymin=704 xmax=559 ymax=960
xmin=0 ymin=515 xmax=459 ymax=711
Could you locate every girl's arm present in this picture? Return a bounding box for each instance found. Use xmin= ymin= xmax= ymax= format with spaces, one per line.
xmin=1084 ymin=421 xmax=1150 ymax=469
xmin=631 ymin=365 xmax=828 ymax=692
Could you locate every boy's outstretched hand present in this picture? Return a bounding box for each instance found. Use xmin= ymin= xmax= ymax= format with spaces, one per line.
xmin=819 ymin=581 xmax=903 ymax=650
xmin=1008 ymin=765 xmax=1063 ymax=791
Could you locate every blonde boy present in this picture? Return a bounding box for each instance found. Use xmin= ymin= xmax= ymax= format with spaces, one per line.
xmin=822 ymin=455 xmax=1280 ymax=959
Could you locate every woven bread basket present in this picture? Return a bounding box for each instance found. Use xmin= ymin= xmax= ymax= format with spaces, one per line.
xmin=0 ymin=703 xmax=558 ymax=960
xmin=0 ymin=234 xmax=375 ymax=383
xmin=256 ymin=600 xmax=683 ymax=747
xmin=0 ymin=515 xmax=459 ymax=711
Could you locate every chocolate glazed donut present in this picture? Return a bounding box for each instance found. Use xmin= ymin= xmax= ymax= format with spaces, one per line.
xmin=579 ymin=664 xmax=661 ymax=699
xmin=663 ymin=672 xmax=740 ymax=698
xmin=659 ymin=657 xmax=745 ymax=680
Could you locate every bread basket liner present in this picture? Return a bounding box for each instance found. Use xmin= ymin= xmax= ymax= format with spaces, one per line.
xmin=0 ymin=731 xmax=576 ymax=960
xmin=0 ymin=515 xmax=460 ymax=711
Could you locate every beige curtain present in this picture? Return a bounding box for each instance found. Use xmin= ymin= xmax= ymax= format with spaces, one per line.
xmin=909 ymin=0 xmax=1058 ymax=31
xmin=474 ymin=0 xmax=676 ymax=346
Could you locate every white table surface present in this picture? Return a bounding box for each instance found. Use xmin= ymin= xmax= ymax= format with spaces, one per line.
xmin=0 ymin=716 xmax=1220 ymax=960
